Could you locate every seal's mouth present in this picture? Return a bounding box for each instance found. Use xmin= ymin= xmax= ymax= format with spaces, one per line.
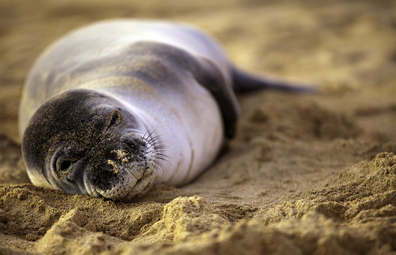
xmin=85 ymin=133 xmax=160 ymax=201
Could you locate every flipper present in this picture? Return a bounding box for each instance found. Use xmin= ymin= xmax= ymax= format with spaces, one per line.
xmin=232 ymin=68 xmax=318 ymax=94
xmin=192 ymin=58 xmax=240 ymax=139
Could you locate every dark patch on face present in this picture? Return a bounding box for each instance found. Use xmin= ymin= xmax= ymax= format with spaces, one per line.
xmin=22 ymin=89 xmax=142 ymax=193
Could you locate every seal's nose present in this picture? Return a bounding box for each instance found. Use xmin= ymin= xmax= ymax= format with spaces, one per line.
xmin=121 ymin=136 xmax=145 ymax=155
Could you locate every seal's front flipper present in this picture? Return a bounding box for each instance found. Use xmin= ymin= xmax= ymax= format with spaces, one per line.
xmin=192 ymin=59 xmax=240 ymax=139
xmin=232 ymin=68 xmax=318 ymax=94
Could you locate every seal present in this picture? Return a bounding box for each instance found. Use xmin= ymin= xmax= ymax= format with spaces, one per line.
xmin=19 ymin=19 xmax=313 ymax=201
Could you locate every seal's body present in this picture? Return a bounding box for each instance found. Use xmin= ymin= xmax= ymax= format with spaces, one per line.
xmin=20 ymin=20 xmax=311 ymax=201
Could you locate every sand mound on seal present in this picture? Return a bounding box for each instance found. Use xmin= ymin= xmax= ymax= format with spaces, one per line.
xmin=1 ymin=0 xmax=396 ymax=254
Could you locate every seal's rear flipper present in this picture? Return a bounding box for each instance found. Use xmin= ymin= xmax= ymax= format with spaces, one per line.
xmin=232 ymin=68 xmax=318 ymax=94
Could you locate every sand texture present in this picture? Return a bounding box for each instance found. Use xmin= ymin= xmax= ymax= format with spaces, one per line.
xmin=1 ymin=0 xmax=396 ymax=254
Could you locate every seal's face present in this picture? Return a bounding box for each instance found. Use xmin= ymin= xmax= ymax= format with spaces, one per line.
xmin=22 ymin=89 xmax=159 ymax=201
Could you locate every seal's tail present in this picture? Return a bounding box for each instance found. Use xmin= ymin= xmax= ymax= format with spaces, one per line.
xmin=232 ymin=68 xmax=318 ymax=94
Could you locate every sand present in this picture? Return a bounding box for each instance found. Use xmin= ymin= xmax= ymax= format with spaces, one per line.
xmin=1 ymin=0 xmax=396 ymax=254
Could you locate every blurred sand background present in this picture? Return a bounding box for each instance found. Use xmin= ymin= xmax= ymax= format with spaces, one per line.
xmin=1 ymin=0 xmax=396 ymax=254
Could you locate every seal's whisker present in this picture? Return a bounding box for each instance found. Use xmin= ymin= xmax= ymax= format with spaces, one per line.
xmin=143 ymin=105 xmax=161 ymax=139
xmin=155 ymin=156 xmax=169 ymax=161
xmin=146 ymin=136 xmax=162 ymax=145
xmin=154 ymin=145 xmax=172 ymax=157
xmin=145 ymin=119 xmax=172 ymax=143
xmin=155 ymin=161 xmax=167 ymax=173
xmin=149 ymin=106 xmax=161 ymax=130
xmin=142 ymin=126 xmax=156 ymax=142
xmin=144 ymin=138 xmax=171 ymax=154
xmin=158 ymin=142 xmax=173 ymax=152
xmin=147 ymin=117 xmax=166 ymax=139
xmin=155 ymin=143 xmax=171 ymax=149
xmin=155 ymin=153 xmax=170 ymax=159
xmin=146 ymin=129 xmax=171 ymax=145
xmin=157 ymin=120 xmax=172 ymax=142
xmin=145 ymin=134 xmax=159 ymax=142
xmin=155 ymin=156 xmax=171 ymax=165
xmin=144 ymin=131 xmax=162 ymax=144
xmin=156 ymin=157 xmax=172 ymax=166
xmin=153 ymin=148 xmax=169 ymax=152
xmin=146 ymin=137 xmax=171 ymax=152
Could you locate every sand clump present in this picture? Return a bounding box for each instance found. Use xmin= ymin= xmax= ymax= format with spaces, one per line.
xmin=262 ymin=152 xmax=396 ymax=225
xmin=108 ymin=153 xmax=396 ymax=255
xmin=1 ymin=0 xmax=396 ymax=254
xmin=35 ymin=209 xmax=113 ymax=255
xmin=2 ymin=153 xmax=396 ymax=254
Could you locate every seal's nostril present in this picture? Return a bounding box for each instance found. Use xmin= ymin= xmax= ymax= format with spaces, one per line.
xmin=107 ymin=159 xmax=120 ymax=174
xmin=99 ymin=162 xmax=114 ymax=172
xmin=60 ymin=161 xmax=72 ymax=172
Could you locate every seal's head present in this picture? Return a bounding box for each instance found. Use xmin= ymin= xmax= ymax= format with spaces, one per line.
xmin=22 ymin=89 xmax=160 ymax=201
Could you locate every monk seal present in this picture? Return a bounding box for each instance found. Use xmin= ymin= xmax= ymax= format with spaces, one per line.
xmin=19 ymin=19 xmax=313 ymax=201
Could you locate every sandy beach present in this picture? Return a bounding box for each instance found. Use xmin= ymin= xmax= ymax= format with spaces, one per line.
xmin=1 ymin=0 xmax=396 ymax=254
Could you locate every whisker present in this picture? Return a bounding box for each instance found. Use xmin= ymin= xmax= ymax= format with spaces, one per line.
xmin=156 ymin=144 xmax=171 ymax=150
xmin=155 ymin=155 xmax=171 ymax=162
xmin=147 ymin=137 xmax=162 ymax=145
xmin=149 ymin=118 xmax=166 ymax=136
xmin=144 ymin=134 xmax=172 ymax=152
xmin=146 ymin=120 xmax=172 ymax=142
xmin=155 ymin=153 xmax=170 ymax=158
xmin=156 ymin=162 xmax=167 ymax=172
xmin=153 ymin=149 xmax=169 ymax=152
xmin=143 ymin=105 xmax=161 ymax=139
xmin=145 ymin=141 xmax=165 ymax=151
xmin=157 ymin=160 xmax=172 ymax=167
xmin=158 ymin=120 xmax=172 ymax=143
xmin=147 ymin=130 xmax=170 ymax=142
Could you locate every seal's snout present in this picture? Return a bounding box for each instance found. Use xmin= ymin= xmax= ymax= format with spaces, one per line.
xmin=83 ymin=132 xmax=160 ymax=201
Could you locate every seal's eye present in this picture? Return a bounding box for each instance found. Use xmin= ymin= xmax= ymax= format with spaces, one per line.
xmin=107 ymin=109 xmax=123 ymax=128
